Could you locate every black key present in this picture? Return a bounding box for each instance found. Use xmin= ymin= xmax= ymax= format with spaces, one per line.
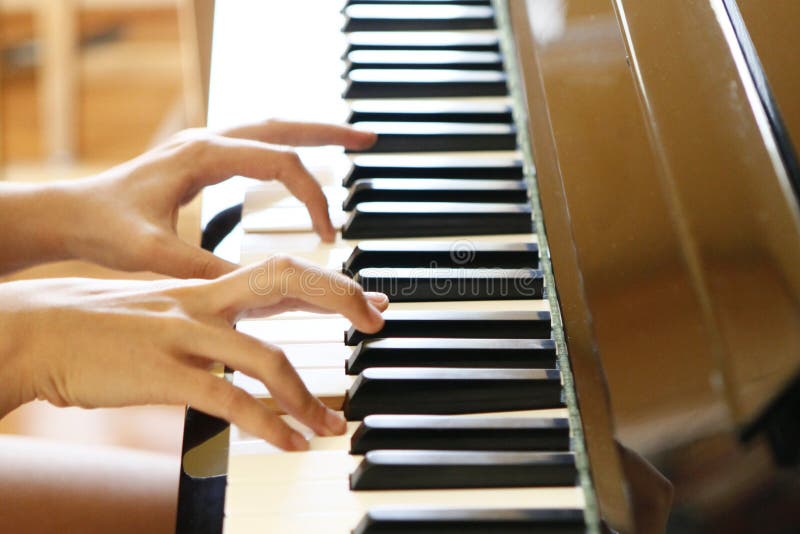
xmin=346 ymin=338 xmax=556 ymax=374
xmin=353 ymin=267 xmax=543 ymax=302
xmin=343 ymin=241 xmax=539 ymax=274
xmin=341 ymin=201 xmax=533 ymax=239
xmin=348 ymin=122 xmax=516 ymax=153
xmin=343 ymin=5 xmax=496 ymax=32
xmin=348 ymin=99 xmax=513 ymax=124
xmin=343 ymin=178 xmax=526 ymax=210
xmin=354 ymin=508 xmax=586 ymax=534
xmin=350 ymin=415 xmax=570 ymax=453
xmin=344 ymin=69 xmax=507 ymax=99
xmin=345 ymin=309 xmax=552 ymax=345
xmin=345 ymin=155 xmax=523 ymax=185
xmin=349 ymin=450 xmax=576 ymax=489
xmin=343 ymin=367 xmax=564 ymax=419
xmin=346 ymin=30 xmax=500 ymax=53
xmin=345 ymin=49 xmax=503 ymax=72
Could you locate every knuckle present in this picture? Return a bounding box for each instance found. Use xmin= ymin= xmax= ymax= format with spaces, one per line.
xmin=264 ymin=346 xmax=292 ymax=376
xmin=179 ymin=134 xmax=216 ymax=165
xmin=215 ymin=383 xmax=247 ymax=422
xmin=266 ymin=253 xmax=295 ymax=273
xmin=283 ymin=150 xmax=302 ymax=168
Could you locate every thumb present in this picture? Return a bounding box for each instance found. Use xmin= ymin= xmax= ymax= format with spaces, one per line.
xmin=149 ymin=237 xmax=239 ymax=279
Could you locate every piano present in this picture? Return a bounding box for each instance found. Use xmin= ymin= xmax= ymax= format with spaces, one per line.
xmin=177 ymin=1 xmax=800 ymax=533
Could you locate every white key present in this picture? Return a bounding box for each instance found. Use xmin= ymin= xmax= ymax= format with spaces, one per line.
xmin=346 ymin=30 xmax=500 ymax=49
xmin=347 ymin=96 xmax=512 ymax=112
xmin=244 ymin=184 xmax=347 ymax=210
xmin=225 ymin=473 xmax=582 ymax=517
xmin=282 ymin=343 xmax=351 ymax=368
xmin=347 ymin=150 xmax=522 ymax=166
xmin=241 ymin=206 xmax=349 ymax=233
xmin=233 ymin=369 xmax=353 ymax=402
xmin=240 ymin=232 xmax=538 ymax=266
xmin=228 ymin=410 xmax=571 ymax=451
xmin=238 ymin=317 xmax=349 ymax=343
xmin=223 ymin=488 xmax=583 ymax=533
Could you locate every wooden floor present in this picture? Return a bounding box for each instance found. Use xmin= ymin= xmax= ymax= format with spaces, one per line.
xmin=0 ymin=7 xmax=193 ymax=456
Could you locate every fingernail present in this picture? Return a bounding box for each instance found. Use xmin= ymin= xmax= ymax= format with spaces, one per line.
xmin=366 ymin=292 xmax=389 ymax=306
xmin=290 ymin=432 xmax=310 ymax=451
xmin=324 ymin=408 xmax=347 ymax=435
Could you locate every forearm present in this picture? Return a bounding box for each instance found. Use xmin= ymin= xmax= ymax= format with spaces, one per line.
xmin=0 ymin=182 xmax=76 ymax=275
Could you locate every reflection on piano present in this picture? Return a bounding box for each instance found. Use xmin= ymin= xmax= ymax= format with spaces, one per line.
xmin=178 ymin=0 xmax=800 ymax=533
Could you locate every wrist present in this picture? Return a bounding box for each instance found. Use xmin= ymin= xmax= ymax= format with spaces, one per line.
xmin=0 ymin=288 xmax=34 ymax=417
xmin=0 ymin=182 xmax=78 ymax=273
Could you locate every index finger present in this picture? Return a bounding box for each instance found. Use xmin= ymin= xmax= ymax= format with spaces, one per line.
xmin=208 ymin=256 xmax=386 ymax=334
xmin=190 ymin=136 xmax=336 ymax=242
xmin=220 ymin=119 xmax=377 ymax=150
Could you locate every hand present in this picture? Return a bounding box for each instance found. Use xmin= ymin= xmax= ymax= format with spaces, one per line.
xmin=0 ymin=256 xmax=388 ymax=451
xmin=58 ymin=120 xmax=375 ymax=278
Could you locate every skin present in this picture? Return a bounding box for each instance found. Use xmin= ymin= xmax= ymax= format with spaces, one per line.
xmin=0 ymin=119 xmax=376 ymax=277
xmin=0 ymin=120 xmax=384 ymax=533
xmin=0 ymin=257 xmax=388 ymax=449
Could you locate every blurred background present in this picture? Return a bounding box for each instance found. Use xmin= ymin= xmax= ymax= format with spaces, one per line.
xmin=0 ymin=0 xmax=213 ymax=457
xmin=0 ymin=2 xmax=798 ymax=533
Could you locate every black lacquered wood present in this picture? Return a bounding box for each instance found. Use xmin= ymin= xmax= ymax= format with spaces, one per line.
xmin=353 ymin=507 xmax=586 ymax=534
xmin=349 ymin=450 xmax=576 ymax=489
xmin=345 ymin=309 xmax=552 ymax=345
xmin=343 ymin=367 xmax=564 ymax=419
xmin=353 ymin=267 xmax=543 ymax=302
xmin=345 ymin=155 xmax=523 ymax=185
xmin=350 ymin=414 xmax=570 ymax=453
xmin=343 ymin=240 xmax=539 ymax=274
xmin=343 ymin=5 xmax=496 ymax=32
xmin=348 ymin=122 xmax=517 ymax=153
xmin=343 ymin=178 xmax=526 ymax=210
xmin=346 ymin=30 xmax=500 ymax=53
xmin=345 ymin=49 xmax=503 ymax=72
xmin=175 ymin=408 xmax=228 ymax=534
xmin=341 ymin=201 xmax=533 ymax=239
xmin=346 ymin=337 xmax=556 ymax=374
xmin=344 ymin=69 xmax=507 ymax=99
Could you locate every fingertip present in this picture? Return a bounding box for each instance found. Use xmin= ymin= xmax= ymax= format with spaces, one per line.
xmin=365 ymin=292 xmax=389 ymax=311
xmin=290 ymin=432 xmax=310 ymax=451
xmin=364 ymin=301 xmax=386 ymax=332
xmin=324 ymin=408 xmax=347 ymax=436
xmin=350 ymin=129 xmax=377 ymax=150
xmin=316 ymin=225 xmax=336 ymax=243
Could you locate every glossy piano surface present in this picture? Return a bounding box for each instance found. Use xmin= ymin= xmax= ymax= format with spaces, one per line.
xmin=509 ymin=0 xmax=800 ymax=530
xmin=182 ymin=0 xmax=800 ymax=533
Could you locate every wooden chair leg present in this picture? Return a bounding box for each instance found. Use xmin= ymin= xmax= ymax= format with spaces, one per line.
xmin=177 ymin=0 xmax=215 ymax=128
xmin=36 ymin=0 xmax=78 ymax=162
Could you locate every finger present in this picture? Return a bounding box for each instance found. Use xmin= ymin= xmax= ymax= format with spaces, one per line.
xmin=366 ymin=292 xmax=390 ymax=311
xmin=237 ymin=291 xmax=388 ymax=320
xmin=174 ymin=367 xmax=310 ymax=450
xmin=189 ymin=136 xmax=335 ymax=242
xmin=220 ymin=119 xmax=377 ymax=150
xmin=208 ymin=256 xmax=385 ymax=333
xmin=181 ymin=327 xmax=346 ymax=438
xmin=147 ymin=235 xmax=239 ymax=279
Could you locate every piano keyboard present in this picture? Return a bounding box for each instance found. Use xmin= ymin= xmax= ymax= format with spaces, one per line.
xmin=207 ymin=1 xmax=600 ymax=532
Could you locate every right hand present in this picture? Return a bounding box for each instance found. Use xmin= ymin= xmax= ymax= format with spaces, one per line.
xmin=0 ymin=256 xmax=388 ymax=451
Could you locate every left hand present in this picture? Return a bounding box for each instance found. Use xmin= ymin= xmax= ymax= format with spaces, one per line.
xmin=58 ymin=120 xmax=375 ymax=278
